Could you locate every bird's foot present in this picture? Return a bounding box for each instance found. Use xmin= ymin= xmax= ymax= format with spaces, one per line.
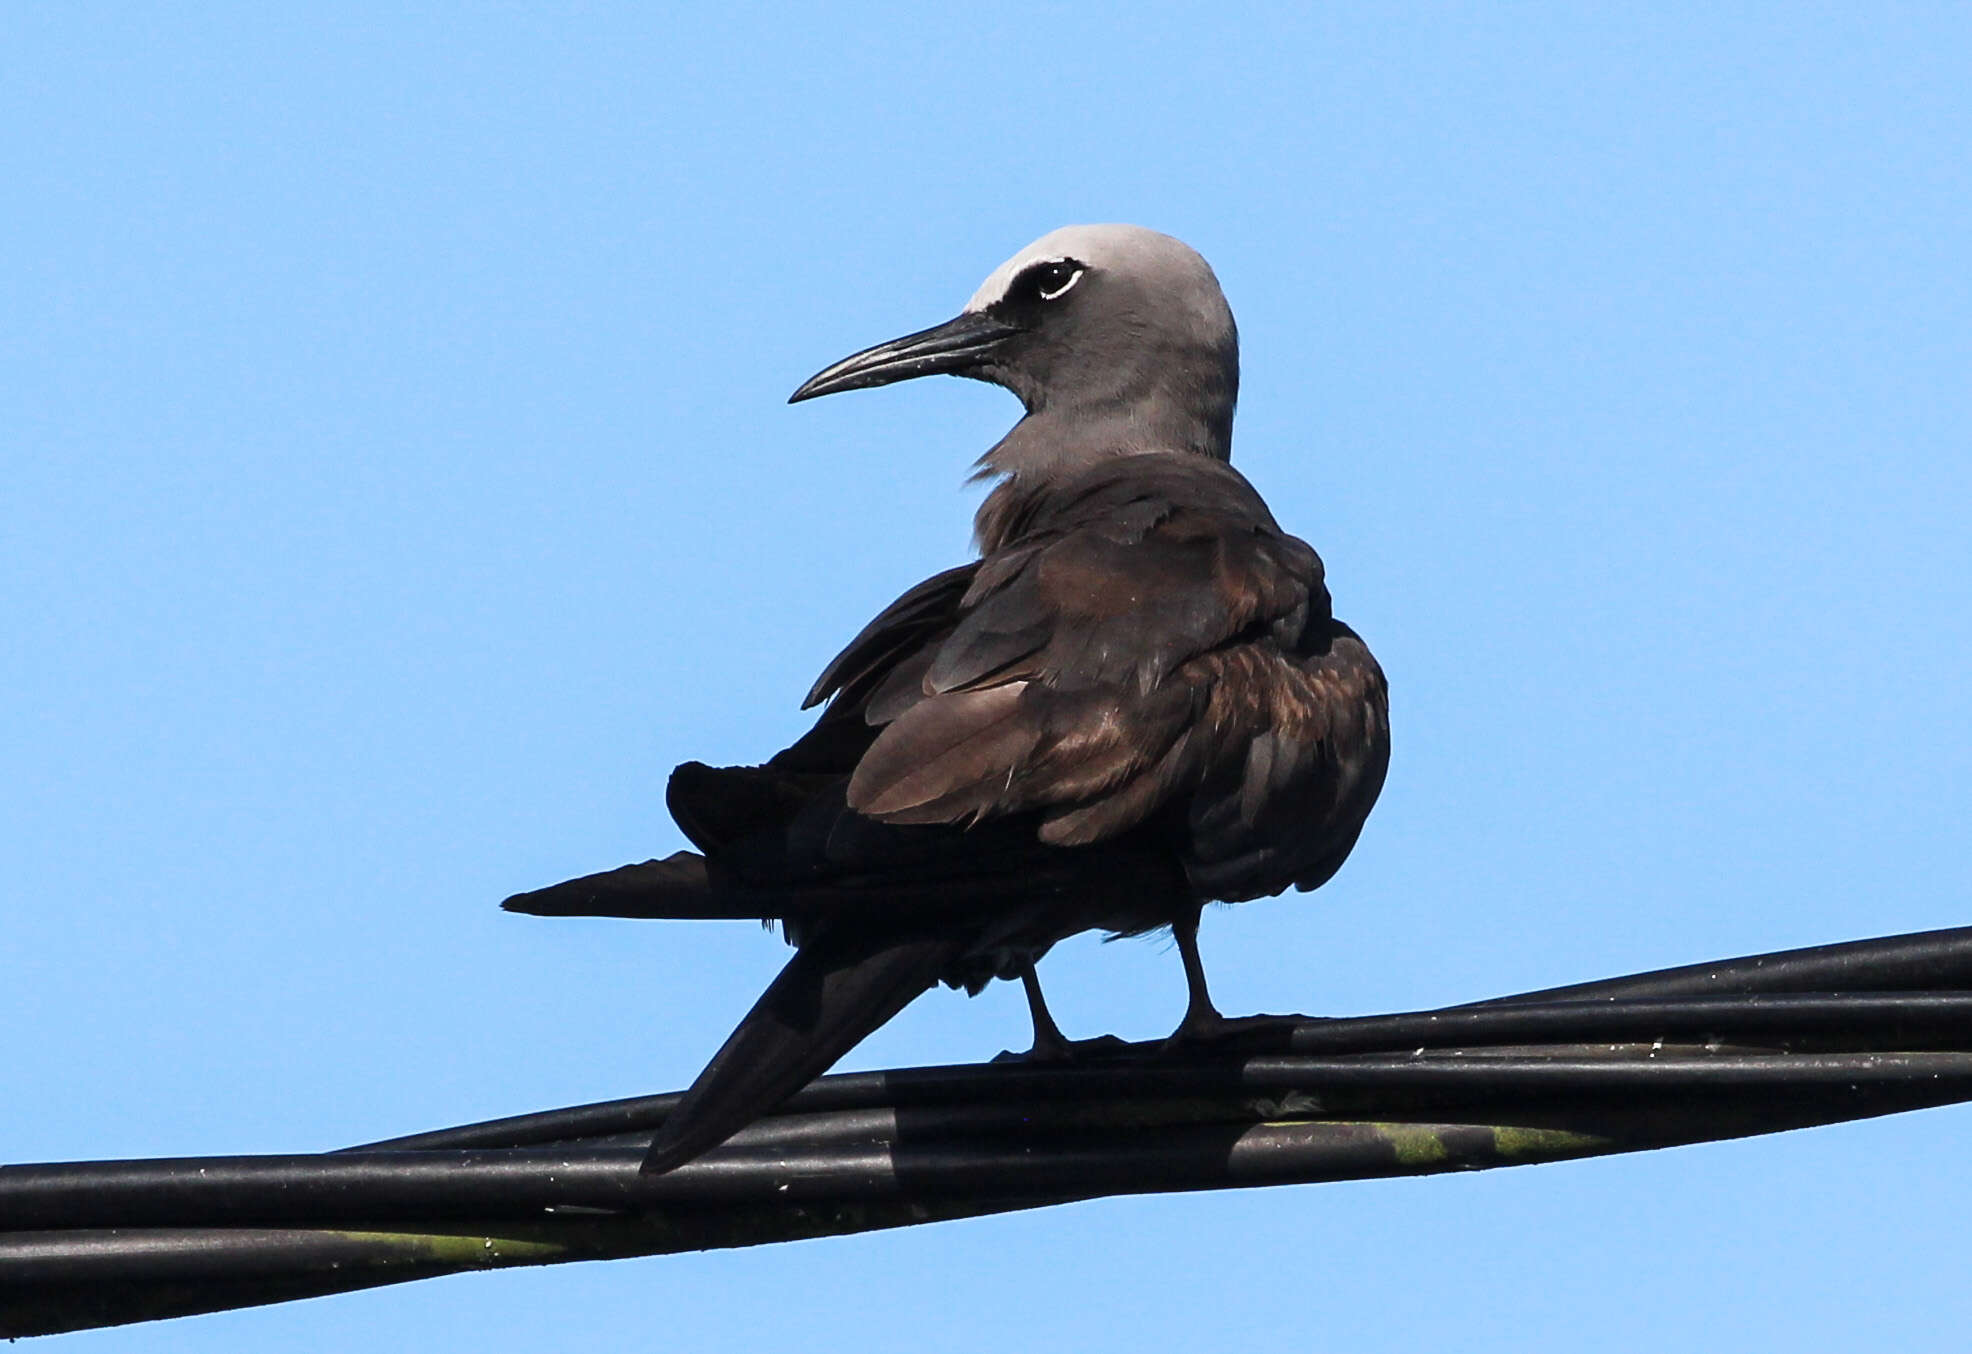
xmin=1159 ymin=1010 xmax=1302 ymax=1054
xmin=992 ymin=1033 xmax=1134 ymax=1064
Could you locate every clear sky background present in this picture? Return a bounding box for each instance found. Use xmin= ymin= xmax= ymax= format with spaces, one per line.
xmin=6 ymin=5 xmax=1970 ymax=1349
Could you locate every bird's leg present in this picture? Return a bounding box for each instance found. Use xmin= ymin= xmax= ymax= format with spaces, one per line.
xmin=1020 ymin=962 xmax=1076 ymax=1062
xmin=1020 ymin=962 xmax=1074 ymax=1059
xmin=1162 ymin=907 xmax=1302 ymax=1050
xmin=994 ymin=962 xmax=1131 ymax=1062
xmin=1166 ymin=905 xmax=1229 ymax=1041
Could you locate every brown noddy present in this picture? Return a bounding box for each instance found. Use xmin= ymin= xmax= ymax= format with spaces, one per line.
xmin=504 ymin=225 xmax=1391 ymax=1174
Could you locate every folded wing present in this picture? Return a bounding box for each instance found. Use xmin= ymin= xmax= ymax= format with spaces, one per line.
xmin=791 ymin=453 xmax=1388 ymax=902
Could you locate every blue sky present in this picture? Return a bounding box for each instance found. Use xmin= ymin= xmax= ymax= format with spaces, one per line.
xmin=6 ymin=5 xmax=1971 ymax=1349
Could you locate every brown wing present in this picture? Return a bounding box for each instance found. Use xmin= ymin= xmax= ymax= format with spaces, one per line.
xmin=1176 ymin=624 xmax=1389 ymax=900
xmin=802 ymin=562 xmax=980 ymax=713
xmin=765 ymin=562 xmax=979 ymax=777
xmin=830 ymin=453 xmax=1388 ymax=901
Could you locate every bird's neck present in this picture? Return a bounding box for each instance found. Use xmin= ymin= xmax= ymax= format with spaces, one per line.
xmin=972 ymin=399 xmax=1234 ymax=553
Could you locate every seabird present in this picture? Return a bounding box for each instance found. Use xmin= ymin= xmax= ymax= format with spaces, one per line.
xmin=504 ymin=225 xmax=1391 ymax=1174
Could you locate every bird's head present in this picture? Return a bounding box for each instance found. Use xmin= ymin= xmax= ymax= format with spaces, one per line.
xmin=790 ymin=225 xmax=1240 ymax=466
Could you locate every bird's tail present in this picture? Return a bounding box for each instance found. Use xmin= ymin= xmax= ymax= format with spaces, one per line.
xmin=639 ymin=928 xmax=964 ymax=1174
xmin=500 ymin=762 xmax=845 ymax=922
xmin=500 ymin=851 xmax=768 ymax=920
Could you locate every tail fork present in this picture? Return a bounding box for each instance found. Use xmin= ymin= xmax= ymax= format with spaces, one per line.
xmin=639 ymin=932 xmax=962 ymax=1174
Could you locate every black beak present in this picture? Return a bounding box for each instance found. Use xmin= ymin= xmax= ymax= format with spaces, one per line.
xmin=789 ymin=310 xmax=1022 ymax=404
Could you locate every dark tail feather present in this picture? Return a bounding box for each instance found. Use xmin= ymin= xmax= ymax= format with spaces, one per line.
xmin=500 ymin=848 xmax=1045 ymax=926
xmin=500 ymin=851 xmax=764 ymax=920
xmin=639 ymin=931 xmax=963 ymax=1174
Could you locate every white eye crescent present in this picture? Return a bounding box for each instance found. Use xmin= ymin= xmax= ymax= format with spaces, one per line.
xmin=1035 ymin=262 xmax=1084 ymax=301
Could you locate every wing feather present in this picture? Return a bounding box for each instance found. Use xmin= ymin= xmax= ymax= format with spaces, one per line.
xmin=779 ymin=452 xmax=1387 ymax=903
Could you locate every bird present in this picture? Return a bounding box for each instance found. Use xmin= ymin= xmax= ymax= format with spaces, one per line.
xmin=503 ymin=224 xmax=1391 ymax=1175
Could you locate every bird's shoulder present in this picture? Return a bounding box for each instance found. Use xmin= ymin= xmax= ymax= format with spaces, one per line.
xmin=820 ymin=454 xmax=1373 ymax=842
xmin=931 ymin=453 xmax=1332 ymax=700
xmin=800 ymin=454 xmax=1328 ymax=720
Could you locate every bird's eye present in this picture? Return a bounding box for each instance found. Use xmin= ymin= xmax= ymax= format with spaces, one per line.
xmin=1028 ymin=261 xmax=1085 ymax=302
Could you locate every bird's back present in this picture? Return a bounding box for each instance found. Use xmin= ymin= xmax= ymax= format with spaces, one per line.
xmin=682 ymin=450 xmax=1388 ymax=927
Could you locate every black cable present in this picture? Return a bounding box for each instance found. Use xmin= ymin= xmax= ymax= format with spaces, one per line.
xmin=8 ymin=924 xmax=1972 ymax=1339
xmin=356 ymin=990 xmax=1972 ymax=1152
